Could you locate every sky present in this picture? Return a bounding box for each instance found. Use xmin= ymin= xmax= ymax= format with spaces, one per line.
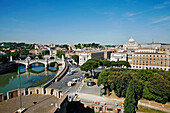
xmin=0 ymin=0 xmax=170 ymax=45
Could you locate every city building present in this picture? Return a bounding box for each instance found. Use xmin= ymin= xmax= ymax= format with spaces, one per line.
xmin=140 ymin=42 xmax=161 ymax=49
xmin=79 ymin=50 xmax=114 ymax=65
xmin=110 ymin=52 xmax=128 ymax=61
xmin=123 ymin=37 xmax=139 ymax=50
xmin=79 ymin=51 xmax=104 ymax=65
xmin=130 ymin=52 xmax=170 ymax=71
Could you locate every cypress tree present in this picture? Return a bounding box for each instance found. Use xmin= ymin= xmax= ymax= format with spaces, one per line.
xmin=124 ymin=80 xmax=136 ymax=113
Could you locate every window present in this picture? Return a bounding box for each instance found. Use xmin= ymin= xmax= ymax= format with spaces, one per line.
xmin=165 ymin=61 xmax=167 ymax=65
xmin=143 ymin=60 xmax=145 ymax=63
xmin=157 ymin=61 xmax=159 ymax=64
xmin=161 ymin=61 xmax=163 ymax=65
xmin=153 ymin=61 xmax=155 ymax=64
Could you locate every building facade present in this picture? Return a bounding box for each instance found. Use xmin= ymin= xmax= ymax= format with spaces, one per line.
xmin=130 ymin=52 xmax=170 ymax=71
xmin=110 ymin=52 xmax=128 ymax=61
xmin=79 ymin=51 xmax=104 ymax=65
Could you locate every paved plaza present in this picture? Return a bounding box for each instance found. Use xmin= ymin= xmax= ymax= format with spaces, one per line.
xmin=79 ymin=81 xmax=101 ymax=95
xmin=0 ymin=95 xmax=59 ymax=113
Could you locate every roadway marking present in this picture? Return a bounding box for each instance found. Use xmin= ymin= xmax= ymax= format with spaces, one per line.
xmin=65 ymin=87 xmax=72 ymax=93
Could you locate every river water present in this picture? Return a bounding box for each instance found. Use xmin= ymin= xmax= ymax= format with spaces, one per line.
xmin=0 ymin=63 xmax=58 ymax=96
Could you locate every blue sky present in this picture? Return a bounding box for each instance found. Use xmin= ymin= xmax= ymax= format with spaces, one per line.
xmin=0 ymin=0 xmax=170 ymax=45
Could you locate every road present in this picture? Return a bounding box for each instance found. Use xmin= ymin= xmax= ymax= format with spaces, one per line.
xmin=49 ymin=65 xmax=83 ymax=99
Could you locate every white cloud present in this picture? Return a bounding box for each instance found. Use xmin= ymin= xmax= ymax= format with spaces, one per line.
xmin=151 ymin=16 xmax=170 ymax=24
xmin=125 ymin=11 xmax=144 ymax=17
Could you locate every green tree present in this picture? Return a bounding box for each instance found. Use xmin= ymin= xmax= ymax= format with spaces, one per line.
xmin=102 ymin=60 xmax=111 ymax=67
xmin=11 ymin=51 xmax=19 ymax=60
xmin=117 ymin=61 xmax=131 ymax=68
xmin=0 ymin=54 xmax=8 ymax=63
xmin=20 ymin=48 xmax=29 ymax=55
xmin=38 ymin=54 xmax=43 ymax=59
xmin=56 ymin=50 xmax=65 ymax=58
xmin=97 ymin=69 xmax=113 ymax=95
xmin=110 ymin=61 xmax=118 ymax=67
xmin=71 ymin=55 xmax=79 ymax=64
xmin=124 ymin=80 xmax=136 ymax=113
xmin=133 ymin=79 xmax=143 ymax=109
xmin=80 ymin=58 xmax=100 ymax=75
xmin=42 ymin=50 xmax=46 ymax=56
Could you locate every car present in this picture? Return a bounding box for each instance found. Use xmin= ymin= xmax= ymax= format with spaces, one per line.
xmin=87 ymin=79 xmax=96 ymax=86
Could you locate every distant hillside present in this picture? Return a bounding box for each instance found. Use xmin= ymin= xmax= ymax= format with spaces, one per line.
xmin=0 ymin=42 xmax=35 ymax=50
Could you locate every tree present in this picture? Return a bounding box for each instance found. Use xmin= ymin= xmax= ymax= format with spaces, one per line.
xmin=42 ymin=50 xmax=46 ymax=56
xmin=102 ymin=60 xmax=111 ymax=67
xmin=133 ymin=79 xmax=143 ymax=109
xmin=80 ymin=58 xmax=100 ymax=75
xmin=124 ymin=80 xmax=136 ymax=113
xmin=110 ymin=61 xmax=118 ymax=67
xmin=0 ymin=54 xmax=8 ymax=63
xmin=20 ymin=48 xmax=29 ymax=55
xmin=38 ymin=54 xmax=43 ymax=59
xmin=11 ymin=50 xmax=19 ymax=60
xmin=117 ymin=61 xmax=131 ymax=68
xmin=71 ymin=55 xmax=79 ymax=64
xmin=56 ymin=50 xmax=65 ymax=58
xmin=97 ymin=69 xmax=113 ymax=95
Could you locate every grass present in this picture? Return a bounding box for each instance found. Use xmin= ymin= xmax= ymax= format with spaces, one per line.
xmin=137 ymin=106 xmax=166 ymax=113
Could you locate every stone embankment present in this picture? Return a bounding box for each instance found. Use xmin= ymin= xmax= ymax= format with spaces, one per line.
xmin=0 ymin=62 xmax=17 ymax=74
xmin=42 ymin=61 xmax=69 ymax=88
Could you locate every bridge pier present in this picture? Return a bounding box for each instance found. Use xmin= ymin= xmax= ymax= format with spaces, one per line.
xmin=45 ymin=63 xmax=48 ymax=71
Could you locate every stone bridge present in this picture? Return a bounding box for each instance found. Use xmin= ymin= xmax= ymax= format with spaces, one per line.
xmin=13 ymin=55 xmax=64 ymax=70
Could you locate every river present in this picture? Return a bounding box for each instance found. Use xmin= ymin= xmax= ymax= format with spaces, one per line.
xmin=0 ymin=63 xmax=58 ymax=96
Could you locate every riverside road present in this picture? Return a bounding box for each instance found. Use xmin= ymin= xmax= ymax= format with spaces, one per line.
xmin=49 ymin=66 xmax=83 ymax=96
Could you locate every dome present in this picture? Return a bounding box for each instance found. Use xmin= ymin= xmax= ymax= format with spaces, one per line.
xmin=128 ymin=37 xmax=135 ymax=42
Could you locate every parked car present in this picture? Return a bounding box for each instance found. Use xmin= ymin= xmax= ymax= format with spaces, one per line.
xmin=87 ymin=79 xmax=96 ymax=86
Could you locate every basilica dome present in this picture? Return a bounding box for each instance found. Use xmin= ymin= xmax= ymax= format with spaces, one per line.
xmin=129 ymin=37 xmax=135 ymax=43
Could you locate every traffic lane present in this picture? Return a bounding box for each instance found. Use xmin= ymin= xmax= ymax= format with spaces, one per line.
xmin=49 ymin=67 xmax=83 ymax=93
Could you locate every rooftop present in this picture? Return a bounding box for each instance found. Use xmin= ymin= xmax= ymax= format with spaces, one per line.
xmin=0 ymin=94 xmax=59 ymax=113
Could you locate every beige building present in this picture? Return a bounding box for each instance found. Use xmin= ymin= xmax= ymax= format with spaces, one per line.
xmin=130 ymin=52 xmax=170 ymax=71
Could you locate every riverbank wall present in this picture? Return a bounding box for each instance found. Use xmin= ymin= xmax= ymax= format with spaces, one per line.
xmin=42 ymin=60 xmax=69 ymax=88
xmin=0 ymin=62 xmax=17 ymax=74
